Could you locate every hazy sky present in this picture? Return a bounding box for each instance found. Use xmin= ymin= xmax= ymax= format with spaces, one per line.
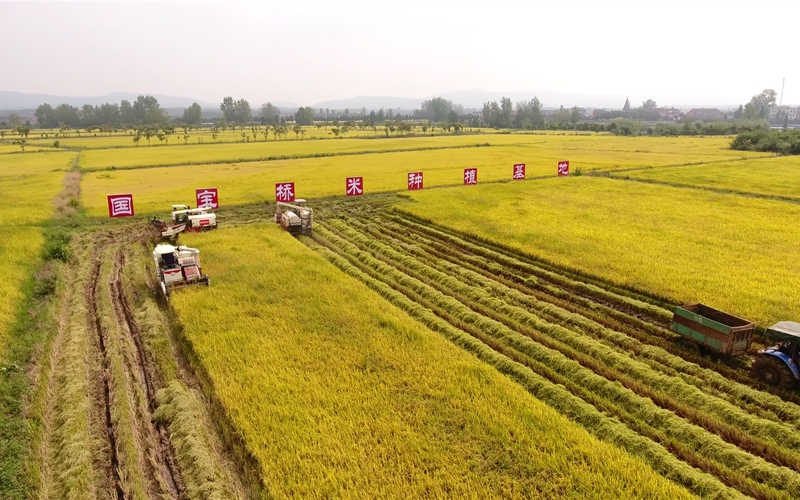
xmin=2 ymin=0 xmax=798 ymax=106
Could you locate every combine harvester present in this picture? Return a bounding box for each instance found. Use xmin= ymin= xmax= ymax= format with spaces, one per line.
xmin=275 ymin=200 xmax=313 ymax=236
xmin=152 ymin=204 xmax=217 ymax=240
xmin=153 ymin=243 xmax=210 ymax=299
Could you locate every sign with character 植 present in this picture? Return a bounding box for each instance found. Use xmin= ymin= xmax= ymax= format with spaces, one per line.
xmin=464 ymin=168 xmax=477 ymax=185
xmin=275 ymin=182 xmax=295 ymax=203
xmin=558 ymin=161 xmax=570 ymax=176
xmin=107 ymin=194 xmax=134 ymax=218
xmin=195 ymin=188 xmax=219 ymax=209
xmin=513 ymin=163 xmax=526 ymax=180
xmin=407 ymin=172 xmax=423 ymax=190
xmin=346 ymin=177 xmax=363 ymax=197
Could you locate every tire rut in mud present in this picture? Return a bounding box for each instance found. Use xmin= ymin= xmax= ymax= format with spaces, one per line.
xmin=110 ymin=249 xmax=186 ymax=499
xmin=86 ymin=257 xmax=125 ymax=500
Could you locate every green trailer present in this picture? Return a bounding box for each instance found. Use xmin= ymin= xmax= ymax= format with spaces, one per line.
xmin=670 ymin=303 xmax=754 ymax=356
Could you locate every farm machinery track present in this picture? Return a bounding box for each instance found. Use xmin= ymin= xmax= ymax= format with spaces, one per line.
xmin=33 ymin=227 xmax=259 ymax=500
xmin=304 ymin=207 xmax=800 ymax=499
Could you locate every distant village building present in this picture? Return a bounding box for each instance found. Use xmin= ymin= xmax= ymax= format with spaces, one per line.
xmin=654 ymin=108 xmax=682 ymax=121
xmin=686 ymin=108 xmax=725 ymax=121
xmin=767 ymin=106 xmax=800 ymax=121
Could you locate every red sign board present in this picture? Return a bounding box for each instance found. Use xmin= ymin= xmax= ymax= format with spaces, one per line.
xmin=107 ymin=194 xmax=134 ymax=218
xmin=196 ymin=188 xmax=219 ymax=209
xmin=513 ymin=163 xmax=526 ymax=180
xmin=275 ymin=182 xmax=295 ymax=202
xmin=407 ymin=172 xmax=423 ymax=190
xmin=558 ymin=161 xmax=570 ymax=176
xmin=346 ymin=176 xmax=364 ymax=197
xmin=464 ymin=168 xmax=477 ymax=185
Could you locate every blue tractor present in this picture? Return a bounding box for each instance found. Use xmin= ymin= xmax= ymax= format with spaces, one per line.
xmin=751 ymin=322 xmax=800 ymax=388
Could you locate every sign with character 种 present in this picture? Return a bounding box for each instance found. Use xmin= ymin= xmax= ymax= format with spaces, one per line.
xmin=407 ymin=172 xmax=423 ymax=190
xmin=275 ymin=182 xmax=295 ymax=203
xmin=558 ymin=161 xmax=570 ymax=176
xmin=107 ymin=194 xmax=134 ymax=218
xmin=196 ymin=188 xmax=219 ymax=209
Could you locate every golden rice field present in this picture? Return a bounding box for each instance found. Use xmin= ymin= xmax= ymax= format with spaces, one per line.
xmin=79 ymin=136 xmax=767 ymax=218
xmin=403 ymin=176 xmax=800 ymax=325
xmin=0 ymin=150 xmax=73 ymax=357
xmin=617 ymin=155 xmax=800 ymax=199
xmin=172 ymin=224 xmax=692 ymax=499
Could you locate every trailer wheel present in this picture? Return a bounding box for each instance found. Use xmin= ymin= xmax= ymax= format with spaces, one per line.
xmin=681 ymin=339 xmax=702 ymax=354
xmin=751 ymin=355 xmax=796 ymax=388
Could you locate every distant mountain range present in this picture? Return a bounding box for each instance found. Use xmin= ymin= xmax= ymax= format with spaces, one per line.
xmin=0 ymin=89 xmax=744 ymax=113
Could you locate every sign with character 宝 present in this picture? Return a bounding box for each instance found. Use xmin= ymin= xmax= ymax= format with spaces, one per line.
xmin=464 ymin=168 xmax=477 ymax=185
xmin=407 ymin=172 xmax=423 ymax=190
xmin=346 ymin=177 xmax=363 ymax=197
xmin=107 ymin=194 xmax=134 ymax=218
xmin=513 ymin=163 xmax=526 ymax=180
xmin=558 ymin=161 xmax=570 ymax=176
xmin=195 ymin=188 xmax=219 ymax=209
xmin=275 ymin=182 xmax=295 ymax=203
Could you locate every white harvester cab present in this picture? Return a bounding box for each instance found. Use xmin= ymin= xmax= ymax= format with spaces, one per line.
xmin=153 ymin=243 xmax=210 ymax=298
xmin=275 ymin=200 xmax=313 ymax=236
xmin=171 ymin=207 xmax=217 ymax=232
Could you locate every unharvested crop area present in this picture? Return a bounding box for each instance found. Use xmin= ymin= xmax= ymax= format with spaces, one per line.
xmin=615 ymin=155 xmax=800 ymax=200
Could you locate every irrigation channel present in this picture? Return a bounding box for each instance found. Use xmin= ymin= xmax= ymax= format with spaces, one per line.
xmin=305 ymin=206 xmax=800 ymax=500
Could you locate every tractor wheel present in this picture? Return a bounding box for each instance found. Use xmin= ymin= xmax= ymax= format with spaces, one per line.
xmin=751 ymin=355 xmax=796 ymax=388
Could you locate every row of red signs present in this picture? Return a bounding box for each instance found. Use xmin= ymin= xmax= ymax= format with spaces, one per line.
xmin=108 ymin=162 xmax=571 ymax=217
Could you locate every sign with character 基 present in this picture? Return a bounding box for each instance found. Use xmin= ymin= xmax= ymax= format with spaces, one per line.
xmin=558 ymin=161 xmax=570 ymax=176
xmin=346 ymin=177 xmax=363 ymax=197
xmin=513 ymin=164 xmax=526 ymax=180
xmin=196 ymin=188 xmax=219 ymax=209
xmin=107 ymin=194 xmax=134 ymax=218
xmin=275 ymin=182 xmax=295 ymax=203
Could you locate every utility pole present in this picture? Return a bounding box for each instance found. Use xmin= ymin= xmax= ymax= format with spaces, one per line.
xmin=779 ymin=78 xmax=785 ymax=107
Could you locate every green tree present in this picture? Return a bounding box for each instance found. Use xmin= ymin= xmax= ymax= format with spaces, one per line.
xmin=420 ymin=97 xmax=455 ymax=122
xmin=261 ymin=102 xmax=280 ymax=124
xmin=570 ymin=106 xmax=581 ymax=124
xmin=623 ymin=98 xmax=631 ymax=112
xmin=294 ymin=106 xmax=314 ymax=126
xmin=35 ymin=104 xmax=58 ymax=128
xmin=742 ymin=89 xmax=777 ymax=119
xmin=500 ymin=97 xmax=513 ymax=128
xmin=183 ymin=102 xmax=202 ymax=125
xmin=642 ymin=99 xmax=657 ymax=110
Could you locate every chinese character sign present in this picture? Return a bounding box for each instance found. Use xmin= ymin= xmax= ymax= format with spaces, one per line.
xmin=346 ymin=177 xmax=364 ymax=197
xmin=275 ymin=182 xmax=295 ymax=202
xmin=558 ymin=161 xmax=570 ymax=176
xmin=195 ymin=188 xmax=219 ymax=209
xmin=408 ymin=172 xmax=423 ymax=190
xmin=107 ymin=194 xmax=134 ymax=218
xmin=464 ymin=168 xmax=477 ymax=185
xmin=513 ymin=163 xmax=526 ymax=180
